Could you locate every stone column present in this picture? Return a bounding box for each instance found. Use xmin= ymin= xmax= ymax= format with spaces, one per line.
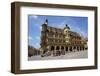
xmin=47 ymin=46 xmax=50 ymax=51
xmin=59 ymin=46 xmax=61 ymax=51
xmin=64 ymin=46 xmax=66 ymax=54
xmin=79 ymin=46 xmax=80 ymax=51
xmin=72 ymin=46 xmax=74 ymax=52
xmin=68 ymin=46 xmax=70 ymax=52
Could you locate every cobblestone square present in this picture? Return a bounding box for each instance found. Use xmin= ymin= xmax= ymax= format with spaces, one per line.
xmin=28 ymin=50 xmax=88 ymax=61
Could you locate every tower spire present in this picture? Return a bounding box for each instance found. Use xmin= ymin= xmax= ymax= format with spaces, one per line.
xmin=44 ymin=19 xmax=48 ymax=24
xmin=65 ymin=24 xmax=70 ymax=29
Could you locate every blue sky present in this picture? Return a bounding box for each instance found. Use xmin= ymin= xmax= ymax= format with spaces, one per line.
xmin=28 ymin=15 xmax=88 ymax=49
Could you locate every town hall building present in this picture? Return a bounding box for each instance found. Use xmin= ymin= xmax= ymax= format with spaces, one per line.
xmin=40 ymin=19 xmax=88 ymax=56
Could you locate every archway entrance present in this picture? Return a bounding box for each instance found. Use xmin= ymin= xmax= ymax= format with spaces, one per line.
xmin=51 ymin=46 xmax=54 ymax=51
xmin=73 ymin=46 xmax=76 ymax=49
xmin=61 ymin=46 xmax=64 ymax=50
xmin=69 ymin=46 xmax=72 ymax=51
xmin=61 ymin=46 xmax=65 ymax=55
xmin=56 ymin=46 xmax=59 ymax=50
xmin=73 ymin=46 xmax=76 ymax=52
xmin=77 ymin=46 xmax=79 ymax=51
xmin=66 ymin=47 xmax=68 ymax=52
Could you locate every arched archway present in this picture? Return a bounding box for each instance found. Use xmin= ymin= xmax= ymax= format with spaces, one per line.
xmin=66 ymin=47 xmax=68 ymax=52
xmin=77 ymin=46 xmax=79 ymax=51
xmin=61 ymin=46 xmax=64 ymax=50
xmin=56 ymin=46 xmax=59 ymax=50
xmin=51 ymin=46 xmax=54 ymax=51
xmin=69 ymin=46 xmax=72 ymax=51
xmin=61 ymin=46 xmax=65 ymax=55
xmin=73 ymin=46 xmax=76 ymax=49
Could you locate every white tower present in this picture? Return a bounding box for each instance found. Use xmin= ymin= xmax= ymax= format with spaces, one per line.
xmin=64 ymin=24 xmax=70 ymax=43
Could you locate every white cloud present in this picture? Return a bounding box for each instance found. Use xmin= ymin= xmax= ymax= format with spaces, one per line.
xmin=57 ymin=21 xmax=66 ymax=29
xmin=40 ymin=26 xmax=42 ymax=30
xmin=28 ymin=36 xmax=33 ymax=40
xmin=69 ymin=25 xmax=87 ymax=38
xmin=36 ymin=36 xmax=40 ymax=40
xmin=50 ymin=21 xmax=66 ymax=29
xmin=36 ymin=43 xmax=40 ymax=48
xmin=32 ymin=15 xmax=38 ymax=19
xmin=75 ymin=27 xmax=85 ymax=37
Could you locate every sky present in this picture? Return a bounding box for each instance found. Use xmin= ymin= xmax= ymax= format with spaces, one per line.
xmin=28 ymin=15 xmax=88 ymax=49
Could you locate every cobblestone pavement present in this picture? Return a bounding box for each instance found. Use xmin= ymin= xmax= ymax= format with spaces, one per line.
xmin=28 ymin=50 xmax=88 ymax=61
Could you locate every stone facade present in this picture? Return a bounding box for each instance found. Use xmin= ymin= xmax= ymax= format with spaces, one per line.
xmin=40 ymin=19 xmax=88 ymax=56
